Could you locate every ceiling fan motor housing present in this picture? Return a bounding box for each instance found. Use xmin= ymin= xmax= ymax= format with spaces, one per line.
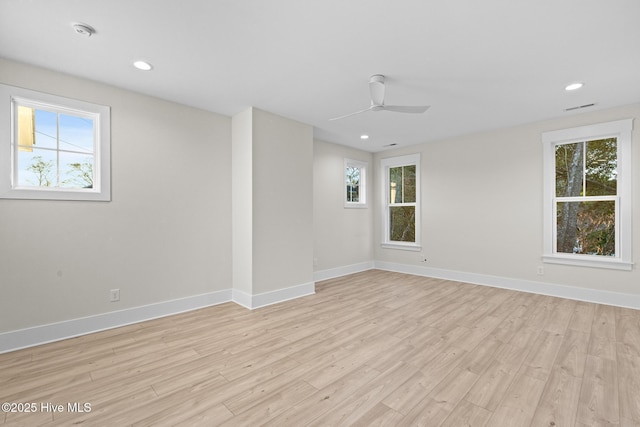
xmin=369 ymin=74 xmax=386 ymax=106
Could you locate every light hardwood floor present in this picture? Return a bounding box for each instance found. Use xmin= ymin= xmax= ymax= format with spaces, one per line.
xmin=1 ymin=270 xmax=639 ymax=426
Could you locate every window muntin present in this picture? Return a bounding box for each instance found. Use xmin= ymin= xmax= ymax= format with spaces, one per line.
xmin=542 ymin=119 xmax=632 ymax=270
xmin=381 ymin=154 xmax=420 ymax=250
xmin=0 ymin=84 xmax=110 ymax=201
xmin=344 ymin=159 xmax=367 ymax=207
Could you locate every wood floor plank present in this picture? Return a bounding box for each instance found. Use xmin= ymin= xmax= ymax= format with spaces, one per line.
xmin=589 ymin=304 xmax=618 ymax=361
xmin=465 ymin=360 xmax=515 ymax=412
xmin=0 ymin=269 xmax=636 ymax=426
xmin=568 ymin=301 xmax=596 ymax=334
xmin=305 ymin=362 xmax=419 ymax=427
xmin=554 ymin=328 xmax=590 ymax=378
xmin=176 ymin=403 xmax=234 ymax=427
xmin=262 ymin=363 xmax=382 ymax=426
xmin=352 ymin=402 xmax=405 ymax=426
xmin=440 ymin=399 xmax=492 ymax=427
xmin=394 ymin=396 xmax=452 ymax=427
xmin=522 ymin=330 xmax=565 ymax=381
xmin=576 ymin=355 xmax=620 ymax=426
xmin=218 ymin=379 xmax=317 ymax=426
xmin=382 ymin=370 xmax=431 ymax=415
xmin=487 ymin=371 xmax=546 ymax=427
xmin=617 ymin=352 xmax=640 ymax=425
xmin=529 ymin=366 xmax=582 ymax=427
xmin=615 ymin=310 xmax=640 ymax=358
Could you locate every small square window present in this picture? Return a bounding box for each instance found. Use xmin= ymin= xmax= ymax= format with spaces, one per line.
xmin=0 ymin=84 xmax=110 ymax=201
xmin=344 ymin=158 xmax=367 ymax=208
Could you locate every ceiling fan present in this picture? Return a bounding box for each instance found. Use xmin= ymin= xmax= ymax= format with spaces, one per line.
xmin=330 ymin=74 xmax=430 ymax=121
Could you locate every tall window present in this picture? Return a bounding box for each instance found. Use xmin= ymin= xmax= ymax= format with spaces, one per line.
xmin=381 ymin=154 xmax=420 ymax=250
xmin=542 ymin=119 xmax=632 ymax=270
xmin=0 ymin=84 xmax=110 ymax=201
xmin=344 ymin=158 xmax=367 ymax=208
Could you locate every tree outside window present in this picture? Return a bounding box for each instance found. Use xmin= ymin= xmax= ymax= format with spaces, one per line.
xmin=16 ymin=106 xmax=96 ymax=189
xmin=542 ymin=119 xmax=632 ymax=270
xmin=381 ymin=154 xmax=420 ymax=250
xmin=344 ymin=159 xmax=367 ymax=208
xmin=555 ymin=138 xmax=616 ymax=256
xmin=0 ymin=83 xmax=110 ymax=201
xmin=389 ymin=164 xmax=416 ymax=242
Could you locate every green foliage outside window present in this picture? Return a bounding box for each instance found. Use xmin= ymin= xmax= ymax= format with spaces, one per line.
xmin=389 ymin=165 xmax=416 ymax=242
xmin=555 ymin=138 xmax=616 ymax=256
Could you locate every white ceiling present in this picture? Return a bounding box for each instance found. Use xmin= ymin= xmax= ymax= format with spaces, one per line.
xmin=1 ymin=0 xmax=639 ymax=152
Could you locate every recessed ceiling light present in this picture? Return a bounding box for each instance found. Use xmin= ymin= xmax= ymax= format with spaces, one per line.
xmin=565 ymin=82 xmax=583 ymax=91
xmin=133 ymin=60 xmax=153 ymax=71
xmin=360 ymin=134 xmax=369 ymax=140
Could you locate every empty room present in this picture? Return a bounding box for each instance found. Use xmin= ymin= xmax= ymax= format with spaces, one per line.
xmin=1 ymin=1 xmax=639 ymax=426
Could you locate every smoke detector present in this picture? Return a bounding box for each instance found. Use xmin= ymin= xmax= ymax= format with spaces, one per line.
xmin=72 ymin=23 xmax=96 ymax=37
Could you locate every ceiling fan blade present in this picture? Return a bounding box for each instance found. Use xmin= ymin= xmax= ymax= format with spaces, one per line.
xmin=381 ymin=105 xmax=430 ymax=114
xmin=329 ymin=106 xmax=374 ymax=121
xmin=369 ymin=74 xmax=385 ymax=106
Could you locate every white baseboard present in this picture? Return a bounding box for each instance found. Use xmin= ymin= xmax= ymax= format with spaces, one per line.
xmin=374 ymin=261 xmax=640 ymax=310
xmin=0 ymin=281 xmax=317 ymax=354
xmin=0 ymin=289 xmax=233 ymax=354
xmin=4 ymin=261 xmax=637 ymax=354
xmin=313 ymin=261 xmax=375 ymax=282
xmin=232 ymin=288 xmax=253 ymax=309
xmin=234 ymin=282 xmax=316 ymax=310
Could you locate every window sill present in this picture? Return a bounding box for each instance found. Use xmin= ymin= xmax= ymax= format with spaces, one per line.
xmin=382 ymin=243 xmax=422 ymax=252
xmin=344 ymin=203 xmax=368 ymax=209
xmin=543 ymin=254 xmax=633 ymax=271
xmin=2 ymin=187 xmax=110 ymax=202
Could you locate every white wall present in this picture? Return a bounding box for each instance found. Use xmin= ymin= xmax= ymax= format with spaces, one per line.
xmin=313 ymin=139 xmax=373 ymax=277
xmin=231 ymin=108 xmax=253 ymax=295
xmin=2 ymin=57 xmax=638 ymax=351
xmin=0 ymin=59 xmax=232 ymax=333
xmin=251 ymin=109 xmax=314 ymax=294
xmin=374 ymin=103 xmax=640 ymax=298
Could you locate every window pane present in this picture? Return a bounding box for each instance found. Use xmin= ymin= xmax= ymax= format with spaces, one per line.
xmin=585 ymin=138 xmax=616 ymax=196
xmin=556 ymin=200 xmax=615 ymax=256
xmin=390 ymin=206 xmax=415 ymax=242
xmin=59 ymin=152 xmax=94 ymax=189
xmin=59 ymin=113 xmax=95 ymax=154
xmin=33 ymin=109 xmax=59 ymax=150
xmin=17 ymin=148 xmax=57 ymax=187
xmin=346 ymin=166 xmax=360 ymax=202
xmin=390 ymin=166 xmax=402 ymax=203
xmin=555 ymin=142 xmax=584 ymax=197
xmin=403 ymin=165 xmax=416 ymax=203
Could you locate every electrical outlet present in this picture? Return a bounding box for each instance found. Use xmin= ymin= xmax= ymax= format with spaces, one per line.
xmin=110 ymin=289 xmax=120 ymax=302
xmin=313 ymin=257 xmax=318 ymax=266
xmin=536 ymin=266 xmax=544 ymax=276
xmin=420 ymin=253 xmax=427 ymax=262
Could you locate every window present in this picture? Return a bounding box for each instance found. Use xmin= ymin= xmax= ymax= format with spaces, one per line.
xmin=0 ymin=84 xmax=110 ymax=201
xmin=542 ymin=119 xmax=632 ymax=270
xmin=381 ymin=154 xmax=420 ymax=250
xmin=344 ymin=158 xmax=367 ymax=208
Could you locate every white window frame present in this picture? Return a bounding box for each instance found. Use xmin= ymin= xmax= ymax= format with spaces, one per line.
xmin=0 ymin=84 xmax=111 ymax=201
xmin=542 ymin=119 xmax=632 ymax=270
xmin=381 ymin=153 xmax=421 ymax=251
xmin=344 ymin=158 xmax=367 ymax=208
